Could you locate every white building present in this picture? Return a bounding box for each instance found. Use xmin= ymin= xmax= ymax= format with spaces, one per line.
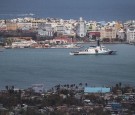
xmin=100 ymin=28 xmax=117 ymax=40
xmin=117 ymin=29 xmax=125 ymax=40
xmin=32 ymin=84 xmax=44 ymax=93
xmin=0 ymin=20 xmax=7 ymax=30
xmin=127 ymin=28 xmax=135 ymax=43
xmin=76 ymin=17 xmax=87 ymax=37
xmin=38 ymin=23 xmax=54 ymax=37
xmin=12 ymin=40 xmax=37 ymax=48
xmin=17 ymin=22 xmax=32 ymax=30
xmin=38 ymin=29 xmax=53 ymax=37
xmin=56 ymin=25 xmax=65 ymax=35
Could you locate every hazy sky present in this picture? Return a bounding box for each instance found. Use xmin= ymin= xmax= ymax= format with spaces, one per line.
xmin=0 ymin=0 xmax=135 ymax=21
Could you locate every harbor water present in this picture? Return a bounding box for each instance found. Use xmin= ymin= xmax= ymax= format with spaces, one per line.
xmin=0 ymin=44 xmax=135 ymax=90
xmin=0 ymin=0 xmax=135 ymax=21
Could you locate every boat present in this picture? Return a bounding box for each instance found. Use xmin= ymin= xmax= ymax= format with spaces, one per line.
xmin=69 ymin=39 xmax=117 ymax=55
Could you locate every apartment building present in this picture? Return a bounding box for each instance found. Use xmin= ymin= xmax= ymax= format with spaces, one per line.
xmin=37 ymin=23 xmax=54 ymax=37
xmin=76 ymin=17 xmax=87 ymax=37
xmin=100 ymin=28 xmax=117 ymax=41
xmin=127 ymin=27 xmax=135 ymax=43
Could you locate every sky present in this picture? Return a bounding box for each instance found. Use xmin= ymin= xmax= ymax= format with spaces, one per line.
xmin=0 ymin=0 xmax=135 ymax=21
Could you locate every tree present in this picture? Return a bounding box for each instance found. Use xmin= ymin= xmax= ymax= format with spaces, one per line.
xmin=79 ymin=83 xmax=82 ymax=87
xmin=5 ymin=85 xmax=9 ymax=91
xmin=85 ymin=83 xmax=88 ymax=87
xmin=119 ymin=82 xmax=122 ymax=88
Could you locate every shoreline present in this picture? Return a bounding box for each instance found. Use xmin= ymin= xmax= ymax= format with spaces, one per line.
xmin=1 ymin=41 xmax=132 ymax=49
xmin=76 ymin=41 xmax=128 ymax=44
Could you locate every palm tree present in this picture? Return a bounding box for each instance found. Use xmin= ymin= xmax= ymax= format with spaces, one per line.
xmin=64 ymin=84 xmax=67 ymax=88
xmin=116 ymin=83 xmax=119 ymax=89
xmin=5 ymin=85 xmax=9 ymax=91
xmin=67 ymin=84 xmax=69 ymax=89
xmin=75 ymin=86 xmax=78 ymax=90
xmin=11 ymin=85 xmax=14 ymax=90
xmin=79 ymin=83 xmax=82 ymax=87
xmin=85 ymin=83 xmax=88 ymax=87
xmin=70 ymin=84 xmax=73 ymax=88
xmin=119 ymin=82 xmax=122 ymax=88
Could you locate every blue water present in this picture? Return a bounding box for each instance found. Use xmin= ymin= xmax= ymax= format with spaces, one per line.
xmin=0 ymin=0 xmax=135 ymax=21
xmin=0 ymin=44 xmax=135 ymax=89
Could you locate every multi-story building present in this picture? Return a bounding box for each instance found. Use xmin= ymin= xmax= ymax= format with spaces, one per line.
xmin=0 ymin=20 xmax=7 ymax=30
xmin=100 ymin=28 xmax=117 ymax=41
xmin=127 ymin=27 xmax=135 ymax=43
xmin=76 ymin=17 xmax=87 ymax=37
xmin=117 ymin=29 xmax=125 ymax=41
xmin=17 ymin=22 xmax=32 ymax=30
xmin=56 ymin=25 xmax=65 ymax=35
xmin=31 ymin=19 xmax=47 ymax=29
xmin=88 ymin=31 xmax=100 ymax=40
xmin=6 ymin=22 xmax=17 ymax=31
xmin=38 ymin=23 xmax=54 ymax=37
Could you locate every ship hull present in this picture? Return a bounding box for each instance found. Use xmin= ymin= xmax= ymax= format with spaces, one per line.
xmin=70 ymin=50 xmax=117 ymax=55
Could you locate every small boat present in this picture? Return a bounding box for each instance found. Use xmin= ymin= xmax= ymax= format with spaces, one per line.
xmin=69 ymin=39 xmax=117 ymax=55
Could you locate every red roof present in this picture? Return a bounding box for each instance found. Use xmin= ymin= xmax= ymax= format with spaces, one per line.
xmin=88 ymin=31 xmax=100 ymax=37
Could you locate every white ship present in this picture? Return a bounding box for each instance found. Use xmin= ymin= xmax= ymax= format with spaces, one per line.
xmin=70 ymin=40 xmax=117 ymax=55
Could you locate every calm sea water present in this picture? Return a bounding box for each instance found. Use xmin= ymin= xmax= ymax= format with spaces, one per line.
xmin=0 ymin=44 xmax=135 ymax=90
xmin=0 ymin=0 xmax=135 ymax=21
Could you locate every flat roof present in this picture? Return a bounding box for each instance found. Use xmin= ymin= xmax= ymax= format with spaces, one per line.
xmin=84 ymin=87 xmax=110 ymax=93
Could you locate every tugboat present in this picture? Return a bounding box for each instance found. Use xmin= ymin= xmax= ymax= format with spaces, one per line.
xmin=69 ymin=39 xmax=117 ymax=55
